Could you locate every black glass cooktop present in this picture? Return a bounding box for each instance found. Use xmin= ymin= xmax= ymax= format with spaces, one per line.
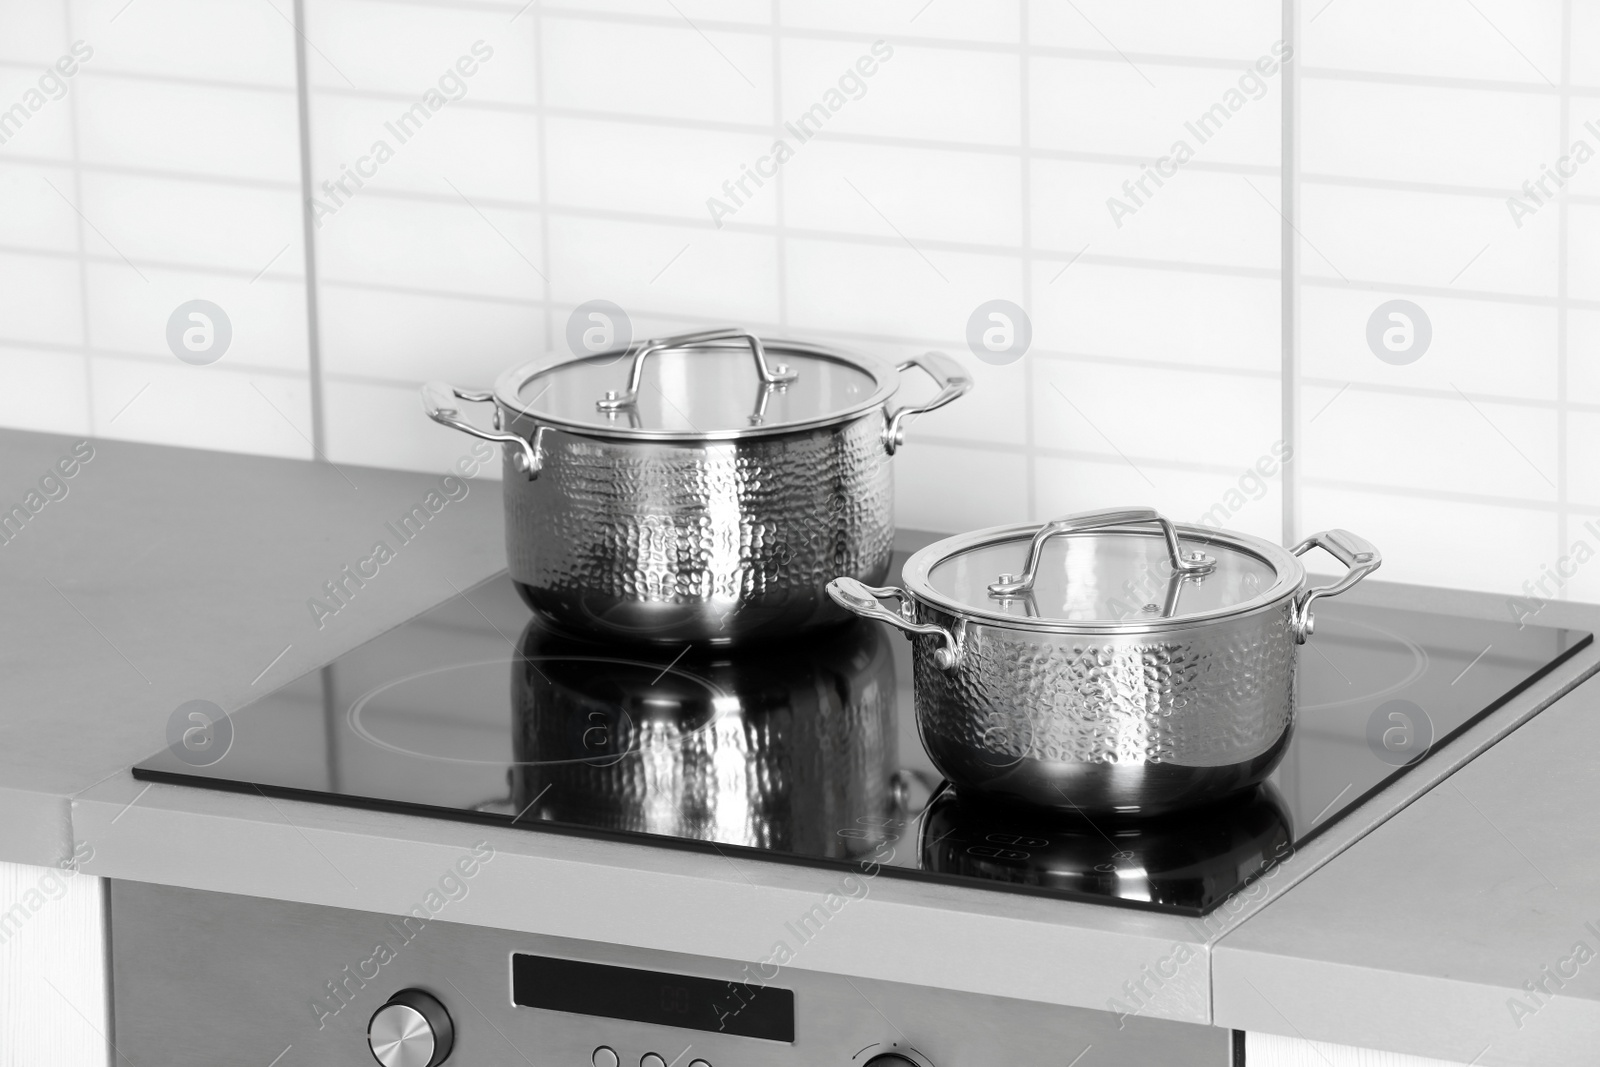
xmin=134 ymin=563 xmax=1591 ymax=917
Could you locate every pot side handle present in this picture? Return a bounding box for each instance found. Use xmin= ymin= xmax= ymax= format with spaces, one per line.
xmin=422 ymin=381 xmax=544 ymax=480
xmin=826 ymin=577 xmax=962 ymax=670
xmin=1290 ymin=529 xmax=1382 ymax=644
xmin=883 ymin=351 xmax=973 ymax=455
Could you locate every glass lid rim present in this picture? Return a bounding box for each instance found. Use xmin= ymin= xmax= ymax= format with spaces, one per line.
xmin=491 ymin=338 xmax=900 ymax=440
xmin=901 ymin=520 xmax=1305 ymax=631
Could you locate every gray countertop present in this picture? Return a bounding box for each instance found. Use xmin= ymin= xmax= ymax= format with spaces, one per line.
xmin=1214 ymin=671 xmax=1600 ymax=1066
xmin=5 ymin=428 xmax=1598 ymax=1060
xmin=0 ymin=427 xmax=503 ymax=862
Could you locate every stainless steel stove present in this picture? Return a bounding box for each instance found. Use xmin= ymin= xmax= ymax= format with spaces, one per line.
xmin=118 ymin=556 xmax=1590 ymax=1067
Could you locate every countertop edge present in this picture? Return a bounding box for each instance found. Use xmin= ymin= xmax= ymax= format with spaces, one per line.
xmin=71 ymin=774 xmax=1214 ymax=1024
xmin=1212 ymin=944 xmax=1600 ymax=1065
xmin=0 ymin=786 xmax=74 ymax=869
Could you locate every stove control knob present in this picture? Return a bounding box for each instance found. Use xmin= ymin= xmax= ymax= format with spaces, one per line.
xmin=368 ymin=988 xmax=454 ymax=1067
xmin=864 ymin=1050 xmax=934 ymax=1067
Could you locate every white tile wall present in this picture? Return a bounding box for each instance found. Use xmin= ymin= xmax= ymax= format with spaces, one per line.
xmin=1295 ymin=0 xmax=1592 ymax=598
xmin=3 ymin=0 xmax=1596 ymax=603
xmin=0 ymin=0 xmax=311 ymax=460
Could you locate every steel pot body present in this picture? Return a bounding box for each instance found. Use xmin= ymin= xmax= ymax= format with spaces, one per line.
xmin=501 ymin=410 xmax=894 ymax=644
xmin=424 ymin=329 xmax=969 ymax=645
xmin=906 ymin=596 xmax=1299 ymax=813
xmin=828 ymin=508 xmax=1381 ymax=815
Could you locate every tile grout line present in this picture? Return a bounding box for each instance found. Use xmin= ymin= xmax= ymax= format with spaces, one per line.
xmin=157 ymin=94 xmax=1295 ymax=170
xmin=292 ymin=0 xmax=328 ymax=460
xmin=0 ymin=212 xmax=1288 ymax=278
xmin=533 ymin=0 xmax=554 ymax=353
xmin=2 ymin=19 xmax=1587 ymax=95
xmin=1019 ymin=0 xmax=1036 ymax=522
xmin=1556 ymin=0 xmax=1572 ymax=590
xmin=1280 ymin=0 xmax=1300 ymax=547
xmin=771 ymin=0 xmax=787 ymax=332
xmin=33 ymin=52 xmax=1600 ymax=105
xmin=63 ymin=0 xmax=93 ymax=435
xmin=6 ymin=218 xmax=1594 ymax=305
xmin=14 ymin=211 xmax=1598 ymax=298
xmin=1299 ymin=62 xmax=1588 ymax=96
xmin=52 ymin=113 xmax=1600 ymax=200
xmin=18 ymin=329 xmax=1600 ymax=415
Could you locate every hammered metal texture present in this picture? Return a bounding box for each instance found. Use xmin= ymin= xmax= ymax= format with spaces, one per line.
xmin=501 ymin=409 xmax=894 ymax=645
xmin=510 ymin=619 xmax=897 ymax=856
xmin=912 ymin=600 xmax=1299 ymax=814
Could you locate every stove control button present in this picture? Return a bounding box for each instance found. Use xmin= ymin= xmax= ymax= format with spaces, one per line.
xmin=592 ymin=1048 xmax=619 ymax=1067
xmin=641 ymin=1055 xmax=666 ymax=1067
xmin=368 ymin=989 xmax=454 ymax=1067
xmin=864 ymin=1051 xmax=934 ymax=1067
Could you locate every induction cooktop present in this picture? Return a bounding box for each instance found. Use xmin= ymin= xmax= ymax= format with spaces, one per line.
xmin=134 ymin=560 xmax=1591 ymax=917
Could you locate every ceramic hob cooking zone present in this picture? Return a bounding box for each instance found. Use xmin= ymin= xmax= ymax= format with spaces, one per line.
xmin=134 ymin=560 xmax=1590 ymax=917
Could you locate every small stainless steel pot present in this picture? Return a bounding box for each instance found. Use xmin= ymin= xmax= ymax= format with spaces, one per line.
xmin=424 ymin=327 xmax=969 ymax=645
xmin=827 ymin=507 xmax=1381 ymax=815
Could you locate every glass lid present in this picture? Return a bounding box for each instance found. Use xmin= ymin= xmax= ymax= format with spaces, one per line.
xmin=495 ymin=328 xmax=893 ymax=439
xmin=906 ymin=507 xmax=1301 ymax=631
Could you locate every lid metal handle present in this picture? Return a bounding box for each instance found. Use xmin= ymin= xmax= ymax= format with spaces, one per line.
xmin=1290 ymin=529 xmax=1381 ymax=643
xmin=595 ymin=327 xmax=798 ymax=412
xmin=987 ymin=506 xmax=1217 ymax=599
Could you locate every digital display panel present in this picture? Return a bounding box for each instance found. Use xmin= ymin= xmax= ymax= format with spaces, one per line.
xmin=511 ymin=953 xmax=795 ymax=1043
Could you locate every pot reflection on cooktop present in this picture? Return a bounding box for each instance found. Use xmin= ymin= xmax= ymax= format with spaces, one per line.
xmin=920 ymin=785 xmax=1292 ymax=910
xmin=507 ymin=618 xmax=899 ymax=858
xmin=132 ymin=565 xmax=1590 ymax=917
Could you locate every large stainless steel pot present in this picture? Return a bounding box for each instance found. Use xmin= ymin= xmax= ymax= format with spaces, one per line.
xmin=827 ymin=507 xmax=1381 ymax=815
xmin=423 ymin=327 xmax=969 ymax=646
xmin=509 ymin=617 xmax=898 ymax=857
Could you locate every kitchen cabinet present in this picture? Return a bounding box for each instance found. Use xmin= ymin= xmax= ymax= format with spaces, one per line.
xmin=0 ymin=861 xmax=104 ymax=1067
